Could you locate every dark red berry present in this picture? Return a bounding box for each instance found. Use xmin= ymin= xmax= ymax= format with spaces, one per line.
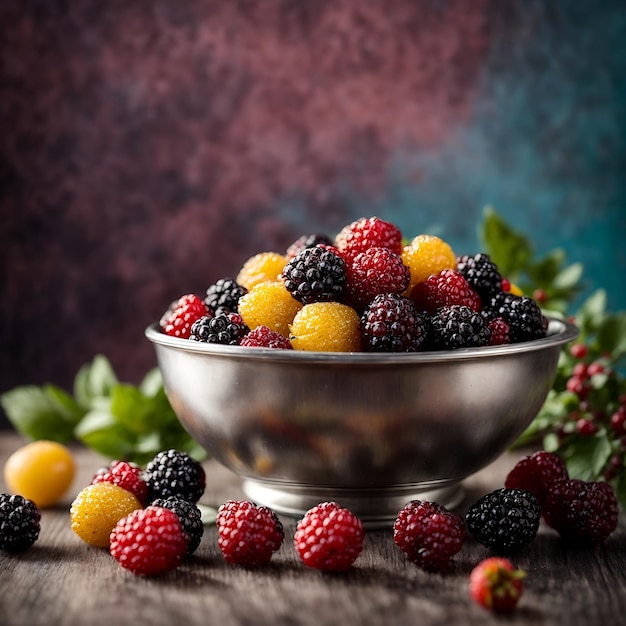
xmin=543 ymin=479 xmax=618 ymax=544
xmin=91 ymin=461 xmax=148 ymax=506
xmin=610 ymin=409 xmax=626 ymax=435
xmin=240 ymin=326 xmax=293 ymax=349
xmin=410 ymin=269 xmax=481 ymax=315
xmin=160 ymin=294 xmax=208 ymax=339
xmin=504 ymin=451 xmax=569 ymax=507
xmin=469 ymin=557 xmax=526 ymax=613
xmin=393 ymin=500 xmax=466 ymax=571
xmin=334 ymin=216 xmax=402 ymax=263
xmin=216 ymin=500 xmax=284 ymax=567
xmin=486 ymin=317 xmax=511 ymax=346
xmin=569 ymin=344 xmax=588 ymax=359
xmin=575 ymin=418 xmax=598 ymax=436
xmin=532 ymin=289 xmax=548 ymax=304
xmin=110 ymin=506 xmax=188 ymax=576
xmin=587 ymin=362 xmax=605 ymax=376
xmin=572 ymin=363 xmax=588 ymax=379
xmin=294 ymin=502 xmax=363 ymax=571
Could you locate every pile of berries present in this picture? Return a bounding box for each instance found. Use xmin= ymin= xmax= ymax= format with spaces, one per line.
xmin=69 ymin=449 xmax=206 ymax=576
xmin=159 ymin=216 xmax=548 ymax=352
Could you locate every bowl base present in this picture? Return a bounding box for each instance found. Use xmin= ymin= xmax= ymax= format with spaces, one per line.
xmin=242 ymin=479 xmax=465 ymax=528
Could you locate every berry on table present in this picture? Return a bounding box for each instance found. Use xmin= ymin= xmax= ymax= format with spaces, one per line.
xmin=238 ymin=281 xmax=303 ymax=337
xmin=360 ymin=293 xmax=430 ymax=352
xmin=91 ymin=460 xmax=148 ymax=507
xmin=542 ymin=479 xmax=619 ymax=545
xmin=505 ymin=451 xmax=569 ymax=507
xmin=110 ymin=506 xmax=188 ymax=576
xmin=160 ymin=294 xmax=208 ymax=339
xmin=289 ymin=302 xmax=362 ymax=352
xmin=70 ymin=482 xmax=142 ymax=548
xmin=282 ymin=245 xmax=347 ymax=305
xmin=189 ymin=312 xmax=250 ymax=345
xmin=204 ymin=278 xmax=248 ymax=315
xmin=410 ymin=269 xmax=481 ymax=315
xmin=465 ymin=488 xmax=540 ymax=553
xmin=216 ymin=500 xmax=284 ymax=567
xmin=393 ymin=500 xmax=466 ymax=571
xmin=3 ymin=440 xmax=75 ymax=508
xmin=145 ymin=449 xmax=206 ymax=504
xmin=345 ymin=247 xmax=411 ymax=311
xmin=151 ymin=496 xmax=204 ymax=555
xmin=294 ymin=501 xmax=364 ymax=571
xmin=469 ymin=557 xmax=526 ymax=613
xmin=0 ymin=494 xmax=41 ymax=552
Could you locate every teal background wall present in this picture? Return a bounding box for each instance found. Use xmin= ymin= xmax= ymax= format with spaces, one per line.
xmin=1 ymin=0 xmax=625 ymax=428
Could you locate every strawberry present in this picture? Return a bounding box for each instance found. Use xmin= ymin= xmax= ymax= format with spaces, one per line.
xmin=469 ymin=557 xmax=526 ymax=613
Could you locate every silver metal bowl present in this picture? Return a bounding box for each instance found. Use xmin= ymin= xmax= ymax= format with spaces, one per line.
xmin=146 ymin=318 xmax=578 ymax=526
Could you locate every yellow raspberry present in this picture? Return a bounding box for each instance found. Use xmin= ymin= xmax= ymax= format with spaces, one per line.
xmin=70 ymin=482 xmax=142 ymax=548
xmin=238 ymin=281 xmax=303 ymax=337
xmin=401 ymin=235 xmax=457 ymax=293
xmin=508 ymin=282 xmax=523 ymax=296
xmin=236 ymin=252 xmax=288 ymax=291
xmin=289 ymin=302 xmax=362 ymax=352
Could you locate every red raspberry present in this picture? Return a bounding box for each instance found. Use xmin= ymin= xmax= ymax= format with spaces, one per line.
xmin=240 ymin=325 xmax=293 ymax=349
xmin=393 ymin=500 xmax=466 ymax=571
xmin=294 ymin=502 xmax=364 ymax=571
xmin=91 ymin=461 xmax=148 ymax=506
xmin=469 ymin=557 xmax=526 ymax=613
xmin=109 ymin=506 xmax=188 ymax=576
xmin=486 ymin=317 xmax=511 ymax=346
xmin=410 ymin=269 xmax=481 ymax=315
xmin=216 ymin=500 xmax=284 ymax=567
xmin=543 ymin=479 xmax=619 ymax=544
xmin=160 ymin=294 xmax=208 ymax=339
xmin=334 ymin=216 xmax=402 ymax=262
xmin=504 ymin=451 xmax=568 ymax=507
xmin=345 ymin=247 xmax=411 ymax=310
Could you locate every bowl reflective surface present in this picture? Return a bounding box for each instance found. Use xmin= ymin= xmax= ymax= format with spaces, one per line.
xmin=146 ymin=318 xmax=578 ymax=526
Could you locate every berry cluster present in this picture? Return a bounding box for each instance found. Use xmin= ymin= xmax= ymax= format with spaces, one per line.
xmin=69 ymin=449 xmax=205 ymax=575
xmin=159 ymin=216 xmax=548 ymax=353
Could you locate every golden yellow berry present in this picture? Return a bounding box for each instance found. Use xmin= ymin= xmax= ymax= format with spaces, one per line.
xmin=236 ymin=252 xmax=288 ymax=291
xmin=70 ymin=483 xmax=142 ymax=548
xmin=238 ymin=281 xmax=303 ymax=337
xmin=401 ymin=235 xmax=457 ymax=293
xmin=3 ymin=440 xmax=75 ymax=508
xmin=289 ymin=302 xmax=362 ymax=352
xmin=508 ymin=282 xmax=523 ymax=296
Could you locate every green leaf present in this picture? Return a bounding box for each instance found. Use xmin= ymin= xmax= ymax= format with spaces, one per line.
xmin=552 ymin=262 xmax=584 ymax=290
xmin=614 ymin=471 xmax=626 ymax=510
xmin=197 ymin=504 xmax=218 ymax=525
xmin=479 ymin=206 xmax=533 ymax=279
xmin=139 ymin=368 xmax=163 ymax=397
xmin=73 ymin=355 xmax=118 ymax=409
xmin=564 ymin=434 xmax=612 ymax=481
xmin=596 ymin=313 xmax=626 ymax=359
xmin=45 ymin=384 xmax=85 ymax=426
xmin=1 ymin=385 xmax=77 ymax=443
xmin=74 ymin=410 xmax=136 ymax=460
xmin=109 ymin=384 xmax=154 ymax=435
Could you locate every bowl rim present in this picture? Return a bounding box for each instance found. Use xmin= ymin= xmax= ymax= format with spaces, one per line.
xmin=145 ymin=316 xmax=579 ymax=364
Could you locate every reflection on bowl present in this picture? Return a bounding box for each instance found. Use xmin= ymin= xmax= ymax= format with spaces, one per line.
xmin=146 ymin=318 xmax=578 ymax=526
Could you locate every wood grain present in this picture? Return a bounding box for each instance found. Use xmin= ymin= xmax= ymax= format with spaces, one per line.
xmin=1 ymin=433 xmax=624 ymax=626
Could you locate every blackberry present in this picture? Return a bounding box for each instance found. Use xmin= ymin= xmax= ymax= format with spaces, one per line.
xmin=0 ymin=494 xmax=41 ymax=552
xmin=152 ymin=496 xmax=204 ymax=555
xmin=485 ymin=293 xmax=546 ymax=343
xmin=465 ymin=488 xmax=540 ymax=553
xmin=281 ymin=245 xmax=347 ymax=304
xmin=204 ymin=278 xmax=248 ymax=315
xmin=286 ymin=233 xmax=333 ymax=258
xmin=456 ymin=253 xmax=503 ymax=301
xmin=190 ymin=312 xmax=249 ymax=345
xmin=360 ymin=293 xmax=430 ymax=352
xmin=145 ymin=449 xmax=206 ymax=504
xmin=430 ymin=305 xmax=491 ymax=350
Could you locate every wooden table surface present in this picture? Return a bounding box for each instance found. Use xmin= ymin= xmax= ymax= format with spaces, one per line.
xmin=1 ymin=432 xmax=624 ymax=626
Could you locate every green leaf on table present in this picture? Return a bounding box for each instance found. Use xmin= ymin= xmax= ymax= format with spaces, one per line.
xmin=0 ymin=385 xmax=81 ymax=443
xmin=74 ymin=410 xmax=136 ymax=460
xmin=197 ymin=504 xmax=218 ymax=526
xmin=74 ymin=355 xmax=118 ymax=410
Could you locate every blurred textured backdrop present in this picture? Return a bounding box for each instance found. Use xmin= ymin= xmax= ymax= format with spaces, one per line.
xmin=1 ymin=0 xmax=625 ymax=427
